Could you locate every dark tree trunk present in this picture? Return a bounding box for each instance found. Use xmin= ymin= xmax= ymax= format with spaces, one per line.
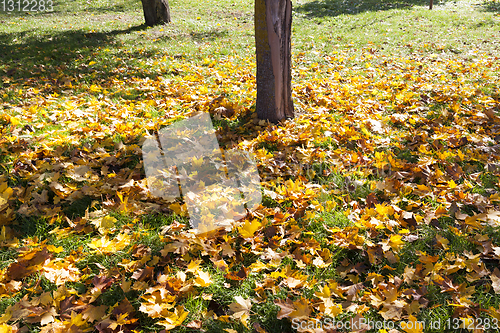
xmin=429 ymin=0 xmax=433 ymax=9
xmin=254 ymin=0 xmax=294 ymax=123
xmin=141 ymin=0 xmax=171 ymax=26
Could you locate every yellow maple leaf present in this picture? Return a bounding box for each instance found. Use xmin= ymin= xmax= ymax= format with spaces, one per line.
xmin=9 ymin=117 xmax=20 ymax=126
xmin=186 ymin=260 xmax=202 ymax=274
xmin=45 ymin=244 xmax=64 ymax=253
xmin=229 ymin=296 xmax=252 ymax=329
xmin=324 ymin=299 xmax=342 ymax=317
xmin=108 ymin=313 xmax=132 ymax=330
xmin=88 ymin=233 xmax=131 ymax=254
xmin=315 ymin=285 xmax=332 ymax=299
xmin=41 ymin=259 xmax=80 ymax=285
xmin=169 ymin=202 xmax=187 ymax=216
xmin=194 ymin=270 xmax=212 ymax=287
xmin=388 ymin=234 xmax=405 ymax=252
xmin=375 ymin=203 xmax=395 ymax=218
xmin=435 ymin=234 xmax=449 ymax=250
xmin=289 ymin=298 xmax=311 ymax=320
xmin=120 ymin=277 xmax=132 ymax=293
xmin=0 ymin=182 xmax=13 ymax=200
xmin=63 ymin=311 xmax=87 ymax=328
xmin=249 ymin=261 xmax=268 ymax=273
xmin=488 ymin=306 xmax=500 ymax=322
xmin=157 ymin=306 xmax=189 ymax=330
xmin=0 ymin=324 xmax=12 ymax=333
xmin=238 ymin=219 xmax=262 ymax=238
xmin=91 ymin=215 xmax=117 ymax=234
xmin=82 ymin=305 xmax=108 ymax=323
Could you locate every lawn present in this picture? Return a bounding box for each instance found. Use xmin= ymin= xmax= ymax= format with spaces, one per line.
xmin=1 ymin=0 xmax=500 ymax=332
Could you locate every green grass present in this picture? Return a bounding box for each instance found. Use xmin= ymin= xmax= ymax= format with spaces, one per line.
xmin=1 ymin=0 xmax=500 ymax=332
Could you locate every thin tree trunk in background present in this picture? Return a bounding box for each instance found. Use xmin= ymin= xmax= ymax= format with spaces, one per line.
xmin=429 ymin=0 xmax=433 ymax=9
xmin=141 ymin=0 xmax=171 ymax=26
xmin=255 ymin=0 xmax=294 ymax=123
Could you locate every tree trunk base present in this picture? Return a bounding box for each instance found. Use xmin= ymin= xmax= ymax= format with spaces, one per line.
xmin=255 ymin=0 xmax=294 ymax=123
xmin=141 ymin=0 xmax=171 ymax=26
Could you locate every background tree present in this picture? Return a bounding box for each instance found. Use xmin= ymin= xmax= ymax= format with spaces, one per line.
xmin=141 ymin=0 xmax=171 ymax=26
xmin=254 ymin=0 xmax=294 ymax=123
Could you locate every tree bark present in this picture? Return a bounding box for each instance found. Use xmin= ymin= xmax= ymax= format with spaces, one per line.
xmin=141 ymin=0 xmax=171 ymax=26
xmin=255 ymin=0 xmax=294 ymax=123
xmin=429 ymin=0 xmax=433 ymax=9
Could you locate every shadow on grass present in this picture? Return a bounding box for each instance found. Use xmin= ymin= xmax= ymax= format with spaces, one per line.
xmin=0 ymin=24 xmax=157 ymax=86
xmin=0 ymin=23 xmax=234 ymax=92
xmin=294 ymin=0 xmax=451 ymax=17
xmin=190 ymin=29 xmax=229 ymax=42
xmin=479 ymin=0 xmax=500 ymax=14
xmin=0 ymin=0 xmax=140 ymax=16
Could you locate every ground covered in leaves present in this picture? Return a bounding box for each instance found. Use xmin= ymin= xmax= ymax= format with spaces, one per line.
xmin=1 ymin=0 xmax=500 ymax=332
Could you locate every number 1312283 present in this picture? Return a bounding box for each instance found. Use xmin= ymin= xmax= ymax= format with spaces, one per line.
xmin=1 ymin=0 xmax=53 ymax=12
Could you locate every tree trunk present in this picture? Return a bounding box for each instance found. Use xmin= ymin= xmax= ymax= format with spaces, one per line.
xmin=141 ymin=0 xmax=171 ymax=26
xmin=429 ymin=0 xmax=433 ymax=9
xmin=254 ymin=0 xmax=294 ymax=123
